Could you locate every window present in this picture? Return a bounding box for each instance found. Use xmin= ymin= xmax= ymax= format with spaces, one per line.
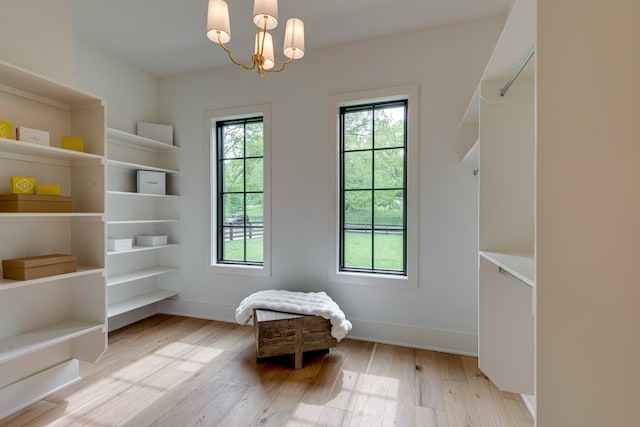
xmin=329 ymin=85 xmax=418 ymax=287
xmin=208 ymin=104 xmax=271 ymax=275
xmin=339 ymin=100 xmax=407 ymax=275
xmin=216 ymin=117 xmax=264 ymax=265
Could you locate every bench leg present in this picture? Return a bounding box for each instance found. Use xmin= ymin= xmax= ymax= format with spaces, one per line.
xmin=294 ymin=316 xmax=304 ymax=369
xmin=294 ymin=349 xmax=303 ymax=370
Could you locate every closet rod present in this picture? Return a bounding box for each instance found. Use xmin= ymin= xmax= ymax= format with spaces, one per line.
xmin=499 ymin=46 xmax=535 ymax=97
xmin=498 ymin=266 xmax=533 ymax=293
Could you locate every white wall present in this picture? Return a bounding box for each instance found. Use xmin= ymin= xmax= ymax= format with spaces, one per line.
xmin=0 ymin=0 xmax=73 ymax=84
xmin=73 ymin=38 xmax=159 ymax=133
xmin=0 ymin=1 xmax=158 ymax=132
xmin=536 ymin=0 xmax=640 ymax=425
xmin=158 ymin=16 xmax=504 ymax=355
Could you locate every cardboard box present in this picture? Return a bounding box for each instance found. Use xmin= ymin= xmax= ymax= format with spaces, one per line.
xmin=108 ymin=238 xmax=133 ymax=251
xmin=0 ymin=194 xmax=72 ymax=213
xmin=137 ymin=170 xmax=166 ymax=195
xmin=61 ymin=136 xmax=84 ymax=152
xmin=2 ymin=254 xmax=77 ymax=280
xmin=35 ymin=185 xmax=61 ymax=196
xmin=16 ymin=126 xmax=49 ymax=146
xmin=10 ymin=176 xmax=36 ymax=194
xmin=0 ymin=120 xmax=12 ymax=139
xmin=136 ymin=235 xmax=168 ymax=246
xmin=136 ymin=122 xmax=173 ymax=145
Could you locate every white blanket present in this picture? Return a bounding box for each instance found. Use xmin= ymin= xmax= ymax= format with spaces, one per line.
xmin=235 ymin=290 xmax=352 ymax=341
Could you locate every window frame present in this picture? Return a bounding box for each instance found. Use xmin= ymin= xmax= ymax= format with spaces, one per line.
xmin=207 ymin=104 xmax=271 ymax=277
xmin=328 ymin=85 xmax=419 ymax=288
xmin=339 ymin=99 xmax=409 ymax=276
xmin=216 ymin=116 xmax=265 ymax=266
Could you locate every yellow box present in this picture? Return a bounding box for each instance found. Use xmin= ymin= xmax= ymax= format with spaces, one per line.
xmin=61 ymin=136 xmax=84 ymax=152
xmin=35 ymin=185 xmax=61 ymax=196
xmin=0 ymin=120 xmax=12 ymax=139
xmin=10 ymin=176 xmax=36 ymax=194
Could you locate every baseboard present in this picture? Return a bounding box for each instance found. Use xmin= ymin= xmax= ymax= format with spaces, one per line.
xmin=0 ymin=359 xmax=80 ymax=420
xmin=108 ymin=304 xmax=161 ymax=332
xmin=157 ymin=298 xmax=238 ymax=323
xmin=348 ymin=318 xmax=477 ymax=356
xmin=158 ymin=298 xmax=478 ymax=356
xmin=521 ymin=393 xmax=536 ymax=419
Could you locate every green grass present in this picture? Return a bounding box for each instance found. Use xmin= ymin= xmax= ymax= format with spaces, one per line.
xmin=344 ymin=231 xmax=404 ymax=271
xmin=221 ymin=230 xmax=404 ymax=271
xmin=223 ymin=236 xmax=263 ymax=262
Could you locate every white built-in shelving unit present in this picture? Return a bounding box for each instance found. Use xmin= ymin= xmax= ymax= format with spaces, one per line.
xmin=461 ymin=0 xmax=536 ymax=414
xmin=106 ymin=127 xmax=180 ymax=331
xmin=0 ymin=60 xmax=107 ymax=419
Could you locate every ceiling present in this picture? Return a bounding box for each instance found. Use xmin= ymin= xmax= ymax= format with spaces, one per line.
xmin=73 ymin=0 xmax=513 ymax=77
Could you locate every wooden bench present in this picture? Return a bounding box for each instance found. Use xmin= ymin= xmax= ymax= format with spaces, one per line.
xmin=253 ymin=309 xmax=337 ymax=369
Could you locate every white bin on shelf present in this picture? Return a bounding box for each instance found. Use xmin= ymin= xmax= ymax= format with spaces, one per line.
xmin=137 ymin=170 xmax=166 ymax=195
xmin=108 ymin=238 xmax=133 ymax=251
xmin=136 ymin=235 xmax=168 ymax=246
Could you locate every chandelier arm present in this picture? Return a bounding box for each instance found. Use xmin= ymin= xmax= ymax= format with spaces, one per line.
xmin=260 ymin=18 xmax=268 ymax=57
xmin=264 ymin=54 xmax=295 ymax=73
xmin=217 ymin=32 xmax=256 ymax=71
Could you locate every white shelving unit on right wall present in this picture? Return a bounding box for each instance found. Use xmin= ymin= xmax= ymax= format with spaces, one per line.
xmin=106 ymin=128 xmax=181 ymax=331
xmin=461 ymin=0 xmax=537 ymax=417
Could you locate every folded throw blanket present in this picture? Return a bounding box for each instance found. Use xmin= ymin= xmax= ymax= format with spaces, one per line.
xmin=235 ymin=289 xmax=352 ymax=341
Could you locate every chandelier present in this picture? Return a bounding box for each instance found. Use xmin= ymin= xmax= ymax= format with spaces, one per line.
xmin=207 ymin=0 xmax=305 ymax=77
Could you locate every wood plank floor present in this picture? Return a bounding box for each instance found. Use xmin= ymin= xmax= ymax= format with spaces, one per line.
xmin=1 ymin=315 xmax=533 ymax=427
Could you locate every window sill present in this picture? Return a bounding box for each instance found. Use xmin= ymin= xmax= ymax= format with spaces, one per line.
xmin=330 ymin=269 xmax=417 ymax=288
xmin=207 ymin=262 xmax=270 ymax=277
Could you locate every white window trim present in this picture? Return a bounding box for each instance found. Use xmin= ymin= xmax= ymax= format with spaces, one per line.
xmin=328 ymin=85 xmax=419 ymax=288
xmin=206 ymin=104 xmax=271 ymax=277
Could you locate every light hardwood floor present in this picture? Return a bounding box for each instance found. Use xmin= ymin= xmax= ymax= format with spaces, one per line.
xmin=1 ymin=315 xmax=533 ymax=427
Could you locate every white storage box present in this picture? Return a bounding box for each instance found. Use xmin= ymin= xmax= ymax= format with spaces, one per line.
xmin=136 ymin=235 xmax=168 ymax=246
xmin=16 ymin=126 xmax=49 ymax=146
xmin=137 ymin=122 xmax=174 ymax=145
xmin=137 ymin=170 xmax=166 ymax=195
xmin=108 ymin=238 xmax=133 ymax=251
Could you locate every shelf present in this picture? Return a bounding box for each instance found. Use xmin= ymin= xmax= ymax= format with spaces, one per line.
xmin=460 ymin=0 xmax=536 ymax=125
xmin=107 ymin=266 xmax=180 ymax=287
xmin=0 ymin=267 xmax=104 ymax=290
xmin=107 ymin=244 xmax=180 ymax=256
xmin=480 ymin=0 xmax=535 ymax=83
xmin=108 ymin=289 xmax=179 ymax=318
xmin=0 ymin=59 xmax=103 ymax=108
xmin=0 ymin=58 xmax=107 ymax=418
xmin=107 ymin=128 xmax=179 ymax=153
xmin=107 ymin=219 xmax=180 ymax=225
xmin=462 ymin=140 xmax=479 ymax=166
xmin=462 ymin=87 xmax=480 ymax=125
xmin=479 ymin=251 xmax=535 ymax=289
xmin=0 ymin=213 xmax=104 ymax=221
xmin=0 ymin=320 xmax=104 ymax=364
xmin=107 ymin=191 xmax=179 ymax=199
xmin=106 ymin=124 xmax=181 ymax=331
xmin=107 ymin=159 xmax=179 ymax=175
xmin=0 ymin=138 xmax=103 ymax=165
